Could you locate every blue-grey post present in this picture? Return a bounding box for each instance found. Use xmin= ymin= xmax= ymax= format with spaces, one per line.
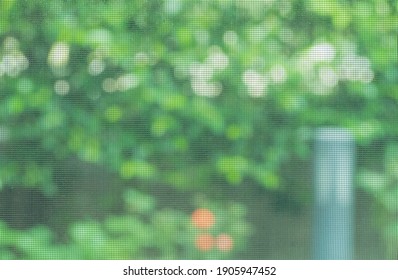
xmin=313 ymin=128 xmax=355 ymax=260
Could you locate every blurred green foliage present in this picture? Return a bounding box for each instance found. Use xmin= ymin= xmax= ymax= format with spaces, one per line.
xmin=0 ymin=0 xmax=398 ymax=259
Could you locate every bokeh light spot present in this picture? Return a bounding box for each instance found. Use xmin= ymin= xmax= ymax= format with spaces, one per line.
xmin=54 ymin=80 xmax=70 ymax=95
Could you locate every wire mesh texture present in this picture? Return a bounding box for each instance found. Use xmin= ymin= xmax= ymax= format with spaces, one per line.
xmin=0 ymin=0 xmax=395 ymax=259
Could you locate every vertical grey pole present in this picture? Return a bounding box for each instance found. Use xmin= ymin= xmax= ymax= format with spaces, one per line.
xmin=313 ymin=128 xmax=355 ymax=260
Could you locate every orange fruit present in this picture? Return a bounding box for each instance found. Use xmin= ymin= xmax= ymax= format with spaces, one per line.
xmin=216 ymin=234 xmax=233 ymax=252
xmin=195 ymin=234 xmax=214 ymax=251
xmin=191 ymin=208 xmax=215 ymax=229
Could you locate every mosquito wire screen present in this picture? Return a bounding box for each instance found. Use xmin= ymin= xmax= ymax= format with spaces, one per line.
xmin=0 ymin=0 xmax=396 ymax=260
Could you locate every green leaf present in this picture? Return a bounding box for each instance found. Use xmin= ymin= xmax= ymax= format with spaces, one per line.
xmin=120 ymin=160 xmax=156 ymax=179
xmin=123 ymin=189 xmax=156 ymax=213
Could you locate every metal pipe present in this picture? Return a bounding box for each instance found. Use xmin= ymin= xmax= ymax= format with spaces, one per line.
xmin=313 ymin=128 xmax=355 ymax=259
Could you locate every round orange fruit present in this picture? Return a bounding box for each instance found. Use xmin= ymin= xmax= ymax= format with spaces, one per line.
xmin=191 ymin=208 xmax=215 ymax=229
xmin=195 ymin=234 xmax=214 ymax=251
xmin=216 ymin=233 xmax=233 ymax=252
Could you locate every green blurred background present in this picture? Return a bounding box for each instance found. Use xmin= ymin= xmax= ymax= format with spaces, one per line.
xmin=0 ymin=0 xmax=397 ymax=259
